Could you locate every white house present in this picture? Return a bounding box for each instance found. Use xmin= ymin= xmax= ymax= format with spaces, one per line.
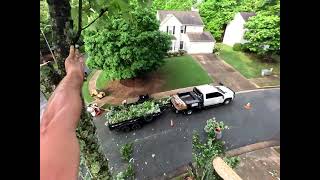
xmin=157 ymin=10 xmax=215 ymax=54
xmin=222 ymin=12 xmax=256 ymax=46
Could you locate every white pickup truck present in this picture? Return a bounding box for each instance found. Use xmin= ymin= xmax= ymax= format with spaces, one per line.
xmin=171 ymin=84 xmax=235 ymax=115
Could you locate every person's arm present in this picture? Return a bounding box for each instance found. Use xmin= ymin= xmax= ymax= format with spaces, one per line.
xmin=40 ymin=46 xmax=84 ymax=180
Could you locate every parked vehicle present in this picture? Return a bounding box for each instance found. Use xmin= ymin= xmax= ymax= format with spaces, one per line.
xmin=171 ymin=84 xmax=235 ymax=115
xmin=105 ymin=95 xmax=170 ymax=132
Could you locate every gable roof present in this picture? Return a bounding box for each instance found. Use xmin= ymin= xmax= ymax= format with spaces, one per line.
xmin=186 ymin=32 xmax=215 ymax=42
xmin=158 ymin=10 xmax=204 ymax=26
xmin=239 ymin=12 xmax=256 ymax=21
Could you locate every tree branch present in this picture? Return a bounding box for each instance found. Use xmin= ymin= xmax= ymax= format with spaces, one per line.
xmin=81 ymin=8 xmax=108 ymax=31
xmin=73 ymin=0 xmax=83 ymax=45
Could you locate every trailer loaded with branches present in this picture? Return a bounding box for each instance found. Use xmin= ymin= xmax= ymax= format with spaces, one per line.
xmin=105 ymin=96 xmax=171 ymax=132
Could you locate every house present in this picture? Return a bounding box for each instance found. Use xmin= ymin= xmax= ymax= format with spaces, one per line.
xmin=222 ymin=12 xmax=256 ymax=46
xmin=157 ymin=9 xmax=215 ymax=54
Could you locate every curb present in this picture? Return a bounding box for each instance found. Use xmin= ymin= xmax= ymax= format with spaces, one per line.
xmin=235 ymin=87 xmax=280 ymax=94
xmin=225 ymin=140 xmax=280 ymax=157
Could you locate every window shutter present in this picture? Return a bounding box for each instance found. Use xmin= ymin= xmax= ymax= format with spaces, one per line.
xmin=184 ymin=26 xmax=187 ymax=33
xmin=167 ymin=26 xmax=169 ymax=33
xmin=173 ymin=26 xmax=175 ymax=34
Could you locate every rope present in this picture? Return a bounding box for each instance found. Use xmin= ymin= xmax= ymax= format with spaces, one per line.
xmin=40 ymin=28 xmax=57 ymax=65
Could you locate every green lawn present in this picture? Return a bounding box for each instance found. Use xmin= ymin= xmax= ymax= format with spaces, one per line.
xmin=81 ymin=70 xmax=96 ymax=104
xmin=159 ymin=55 xmax=213 ymax=90
xmin=218 ymin=44 xmax=280 ymax=79
xmin=96 ymin=71 xmax=110 ymax=90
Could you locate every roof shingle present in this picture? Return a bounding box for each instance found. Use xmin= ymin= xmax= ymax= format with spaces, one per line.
xmin=186 ymin=32 xmax=215 ymax=42
xmin=239 ymin=12 xmax=256 ymax=21
xmin=158 ymin=10 xmax=204 ymax=25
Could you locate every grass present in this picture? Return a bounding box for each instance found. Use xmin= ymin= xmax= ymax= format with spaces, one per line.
xmin=218 ymin=44 xmax=280 ymax=79
xmin=81 ymin=70 xmax=96 ymax=104
xmin=96 ymin=71 xmax=110 ymax=90
xmin=159 ymin=55 xmax=213 ymax=90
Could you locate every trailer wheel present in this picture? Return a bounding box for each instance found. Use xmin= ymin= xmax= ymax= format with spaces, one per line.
xmin=131 ymin=123 xmax=142 ymax=130
xmin=144 ymin=115 xmax=153 ymax=122
xmin=121 ymin=126 xmax=131 ymax=132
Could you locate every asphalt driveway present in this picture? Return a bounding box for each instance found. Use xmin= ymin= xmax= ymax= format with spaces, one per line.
xmin=93 ymin=88 xmax=280 ymax=179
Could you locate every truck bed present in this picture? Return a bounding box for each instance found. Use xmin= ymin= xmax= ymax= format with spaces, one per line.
xmin=178 ymin=92 xmax=200 ymax=104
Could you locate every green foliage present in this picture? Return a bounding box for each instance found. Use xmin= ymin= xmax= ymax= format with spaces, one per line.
xmin=115 ymin=162 xmax=135 ymax=180
xmin=204 ymin=117 xmax=229 ymax=139
xmin=199 ymin=0 xmax=237 ymax=42
xmin=244 ymin=12 xmax=280 ymax=55
xmin=120 ymin=143 xmax=133 ymax=162
xmin=76 ymin=111 xmax=111 ymax=179
xmin=106 ymin=101 xmax=161 ymax=124
xmin=151 ymin=0 xmax=194 ymax=11
xmin=191 ymin=118 xmax=237 ymax=180
xmin=192 ymin=131 xmax=224 ymax=180
xmin=105 ymin=97 xmax=170 ymax=125
xmin=232 ymin=43 xmax=242 ymax=51
xmin=223 ymin=156 xmax=241 ymax=168
xmin=84 ymin=6 xmax=171 ymax=80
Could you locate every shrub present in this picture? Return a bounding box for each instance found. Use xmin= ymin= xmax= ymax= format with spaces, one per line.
xmin=178 ymin=50 xmax=187 ymax=56
xmin=233 ymin=43 xmax=242 ymax=51
xmin=120 ymin=143 xmax=133 ymax=162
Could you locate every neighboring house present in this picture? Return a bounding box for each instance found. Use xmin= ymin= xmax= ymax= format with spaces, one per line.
xmin=222 ymin=12 xmax=256 ymax=46
xmin=157 ymin=9 xmax=215 ymax=54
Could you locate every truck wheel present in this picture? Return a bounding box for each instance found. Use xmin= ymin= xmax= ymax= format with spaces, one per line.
xmin=121 ymin=126 xmax=131 ymax=132
xmin=186 ymin=110 xmax=193 ymax=115
xmin=175 ymin=109 xmax=179 ymax=114
xmin=224 ymin=98 xmax=232 ymax=105
xmin=131 ymin=124 xmax=142 ymax=130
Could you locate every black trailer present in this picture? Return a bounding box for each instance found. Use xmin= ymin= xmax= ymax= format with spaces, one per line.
xmin=107 ymin=105 xmax=168 ymax=132
xmin=106 ymin=95 xmax=170 ymax=132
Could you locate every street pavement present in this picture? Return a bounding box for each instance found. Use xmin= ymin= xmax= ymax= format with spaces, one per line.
xmin=93 ymin=88 xmax=280 ymax=179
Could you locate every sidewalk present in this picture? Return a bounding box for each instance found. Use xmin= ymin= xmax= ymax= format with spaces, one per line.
xmin=234 ymin=146 xmax=280 ymax=180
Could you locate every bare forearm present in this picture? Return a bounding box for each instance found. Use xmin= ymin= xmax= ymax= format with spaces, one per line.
xmin=41 ymin=72 xmax=83 ymax=131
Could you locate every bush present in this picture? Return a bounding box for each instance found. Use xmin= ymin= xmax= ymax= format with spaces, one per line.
xmin=120 ymin=143 xmax=133 ymax=162
xmin=178 ymin=50 xmax=187 ymax=56
xmin=233 ymin=43 xmax=242 ymax=51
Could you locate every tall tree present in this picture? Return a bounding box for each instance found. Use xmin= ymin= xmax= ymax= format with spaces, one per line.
xmin=84 ymin=6 xmax=171 ymax=80
xmin=46 ymin=0 xmax=74 ymax=77
xmin=199 ymin=0 xmax=237 ymax=42
xmin=243 ymin=0 xmax=280 ymax=56
xmin=151 ymin=0 xmax=194 ymax=11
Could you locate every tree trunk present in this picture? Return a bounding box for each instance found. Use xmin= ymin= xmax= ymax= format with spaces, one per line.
xmin=47 ymin=0 xmax=73 ymax=77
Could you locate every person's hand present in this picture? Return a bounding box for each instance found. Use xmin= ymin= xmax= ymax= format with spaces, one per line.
xmin=65 ymin=45 xmax=84 ymax=80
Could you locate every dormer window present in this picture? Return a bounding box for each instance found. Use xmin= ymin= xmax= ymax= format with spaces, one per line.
xmin=180 ymin=26 xmax=184 ymax=33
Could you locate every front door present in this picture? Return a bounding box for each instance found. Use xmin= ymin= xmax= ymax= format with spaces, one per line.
xmin=204 ymin=92 xmax=224 ymax=106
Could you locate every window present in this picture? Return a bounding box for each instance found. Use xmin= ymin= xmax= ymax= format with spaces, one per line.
xmin=206 ymin=92 xmax=223 ymax=99
xmin=179 ymin=41 xmax=183 ymax=50
xmin=180 ymin=26 xmax=184 ymax=33
xmin=166 ymin=26 xmax=169 ymax=33
xmin=173 ymin=26 xmax=175 ymax=34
